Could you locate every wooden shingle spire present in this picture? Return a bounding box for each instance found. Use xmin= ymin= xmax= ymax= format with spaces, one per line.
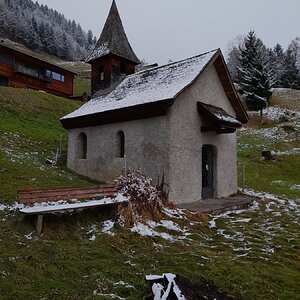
xmin=86 ymin=0 xmax=139 ymax=64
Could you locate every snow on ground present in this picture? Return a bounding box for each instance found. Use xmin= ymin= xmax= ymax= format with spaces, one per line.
xmin=1 ymin=131 xmax=79 ymax=181
xmin=273 ymin=148 xmax=300 ymax=156
xmin=248 ymin=106 xmax=300 ymax=121
xmin=241 ymin=125 xmax=299 ymax=142
xmin=0 ymin=202 xmax=25 ymax=212
xmin=92 ymin=291 xmax=125 ymax=300
xmin=131 ymin=220 xmax=190 ymax=242
xmin=113 ymin=281 xmax=134 ymax=289
xmin=207 ymin=189 xmax=299 ymax=259
xmin=101 ymin=220 xmax=115 ymax=236
xmin=242 ymin=105 xmax=299 ymax=142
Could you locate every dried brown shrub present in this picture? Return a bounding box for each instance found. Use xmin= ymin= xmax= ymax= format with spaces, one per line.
xmin=115 ymin=170 xmax=173 ymax=227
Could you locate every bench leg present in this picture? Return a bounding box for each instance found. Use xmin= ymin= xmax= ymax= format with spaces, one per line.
xmin=36 ymin=215 xmax=43 ymax=236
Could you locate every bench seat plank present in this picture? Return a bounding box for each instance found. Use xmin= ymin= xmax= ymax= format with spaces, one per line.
xmin=18 ymin=185 xmax=117 ymax=205
xmin=18 ymin=185 xmax=114 ymax=193
xmin=20 ymin=197 xmax=127 ymax=215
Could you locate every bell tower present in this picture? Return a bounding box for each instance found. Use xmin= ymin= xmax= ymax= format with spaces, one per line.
xmin=86 ymin=0 xmax=140 ymax=96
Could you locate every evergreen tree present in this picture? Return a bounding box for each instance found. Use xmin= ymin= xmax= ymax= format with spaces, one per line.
xmin=288 ymin=37 xmax=300 ymax=69
xmin=237 ymin=31 xmax=272 ymax=117
xmin=268 ymin=43 xmax=285 ymax=87
xmin=0 ymin=0 xmax=93 ymax=61
xmin=87 ymin=29 xmax=93 ymax=46
xmin=227 ymin=46 xmax=240 ymax=82
xmin=279 ymin=49 xmax=300 ymax=89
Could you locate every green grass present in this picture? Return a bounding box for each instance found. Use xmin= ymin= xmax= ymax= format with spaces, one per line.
xmin=0 ymin=87 xmax=95 ymax=203
xmin=73 ymin=77 xmax=91 ymax=97
xmin=0 ymin=87 xmax=299 ymax=299
xmin=237 ymin=128 xmax=299 ymax=199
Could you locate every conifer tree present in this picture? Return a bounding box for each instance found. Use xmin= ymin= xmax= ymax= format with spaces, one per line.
xmin=279 ymin=49 xmax=300 ymax=89
xmin=268 ymin=43 xmax=285 ymax=87
xmin=237 ymin=31 xmax=272 ymax=119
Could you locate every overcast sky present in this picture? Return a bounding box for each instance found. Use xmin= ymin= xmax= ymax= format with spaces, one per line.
xmin=36 ymin=0 xmax=300 ymax=65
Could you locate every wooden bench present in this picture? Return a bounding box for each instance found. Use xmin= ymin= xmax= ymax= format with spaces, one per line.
xmin=17 ymin=184 xmax=125 ymax=235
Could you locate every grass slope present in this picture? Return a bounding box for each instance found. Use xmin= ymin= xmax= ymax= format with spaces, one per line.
xmin=0 ymin=87 xmax=95 ymax=203
xmin=0 ymin=87 xmax=299 ymax=299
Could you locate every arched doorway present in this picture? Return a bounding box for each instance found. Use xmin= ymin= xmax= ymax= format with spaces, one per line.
xmin=202 ymin=145 xmax=214 ymax=199
xmin=77 ymin=132 xmax=87 ymax=159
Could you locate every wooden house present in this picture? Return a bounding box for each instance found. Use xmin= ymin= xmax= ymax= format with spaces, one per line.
xmin=0 ymin=38 xmax=76 ymax=98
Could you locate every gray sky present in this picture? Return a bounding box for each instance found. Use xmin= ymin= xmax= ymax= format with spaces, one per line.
xmin=36 ymin=0 xmax=300 ymax=64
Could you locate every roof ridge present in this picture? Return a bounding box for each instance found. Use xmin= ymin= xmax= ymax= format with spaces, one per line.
xmin=134 ymin=49 xmax=220 ymax=78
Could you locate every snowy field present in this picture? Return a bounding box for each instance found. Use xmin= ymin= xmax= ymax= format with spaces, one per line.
xmin=0 ymin=186 xmax=299 ymax=299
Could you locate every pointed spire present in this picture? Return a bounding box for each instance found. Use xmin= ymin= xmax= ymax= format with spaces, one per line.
xmin=86 ymin=0 xmax=139 ymax=64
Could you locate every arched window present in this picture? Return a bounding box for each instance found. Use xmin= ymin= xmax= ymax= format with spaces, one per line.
xmin=117 ymin=131 xmax=125 ymax=158
xmin=99 ymin=65 xmax=104 ymax=81
xmin=77 ymin=132 xmax=87 ymax=159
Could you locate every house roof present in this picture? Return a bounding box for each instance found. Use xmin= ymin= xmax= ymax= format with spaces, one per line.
xmin=0 ymin=38 xmax=77 ymax=74
xmin=197 ymin=101 xmax=242 ymax=134
xmin=61 ymin=49 xmax=248 ymax=129
xmin=86 ymin=0 xmax=139 ymax=64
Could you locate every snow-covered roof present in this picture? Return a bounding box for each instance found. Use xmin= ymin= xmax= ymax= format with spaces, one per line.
xmin=86 ymin=0 xmax=139 ymax=64
xmin=197 ymin=102 xmax=242 ymax=126
xmin=63 ymin=49 xmax=218 ymax=120
xmin=0 ymin=38 xmax=77 ymax=74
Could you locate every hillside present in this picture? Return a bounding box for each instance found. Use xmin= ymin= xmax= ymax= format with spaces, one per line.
xmin=0 ymin=0 xmax=96 ymax=60
xmin=237 ymin=88 xmax=300 ymax=200
xmin=0 ymin=87 xmax=94 ymax=202
xmin=0 ymin=87 xmax=299 ymax=299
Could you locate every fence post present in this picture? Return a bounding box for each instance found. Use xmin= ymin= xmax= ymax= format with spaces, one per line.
xmin=59 ymin=134 xmax=63 ymax=157
xmin=242 ymin=164 xmax=245 ymax=192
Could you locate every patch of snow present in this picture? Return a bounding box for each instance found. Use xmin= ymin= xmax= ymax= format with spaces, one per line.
xmin=89 ymin=234 xmax=96 ymax=241
xmin=86 ymin=42 xmax=110 ymax=62
xmin=113 ymin=281 xmax=134 ymax=289
xmin=208 ymin=219 xmax=216 ymax=228
xmin=154 ymin=220 xmax=188 ymax=234
xmin=25 ymin=232 xmax=34 ymax=240
xmin=92 ymin=291 xmax=125 ymax=300
xmin=215 ymin=112 xmax=242 ymax=125
xmin=114 ymin=193 xmax=128 ymax=202
xmin=162 ymin=207 xmax=185 ymax=219
xmin=101 ymin=220 xmax=115 ymax=236
xmin=20 ymin=197 xmax=127 ymax=214
xmin=249 ymin=105 xmax=300 ymax=121
xmin=124 ymin=260 xmax=137 ymax=267
xmin=0 ymin=271 xmax=9 ymax=277
xmin=131 ymin=222 xmax=176 ymax=241
xmin=274 ymin=148 xmax=300 ymax=155
xmin=242 ymin=188 xmax=298 ymax=207
xmin=262 ymin=247 xmax=275 ymax=254
xmin=230 ymin=218 xmax=252 ymax=223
